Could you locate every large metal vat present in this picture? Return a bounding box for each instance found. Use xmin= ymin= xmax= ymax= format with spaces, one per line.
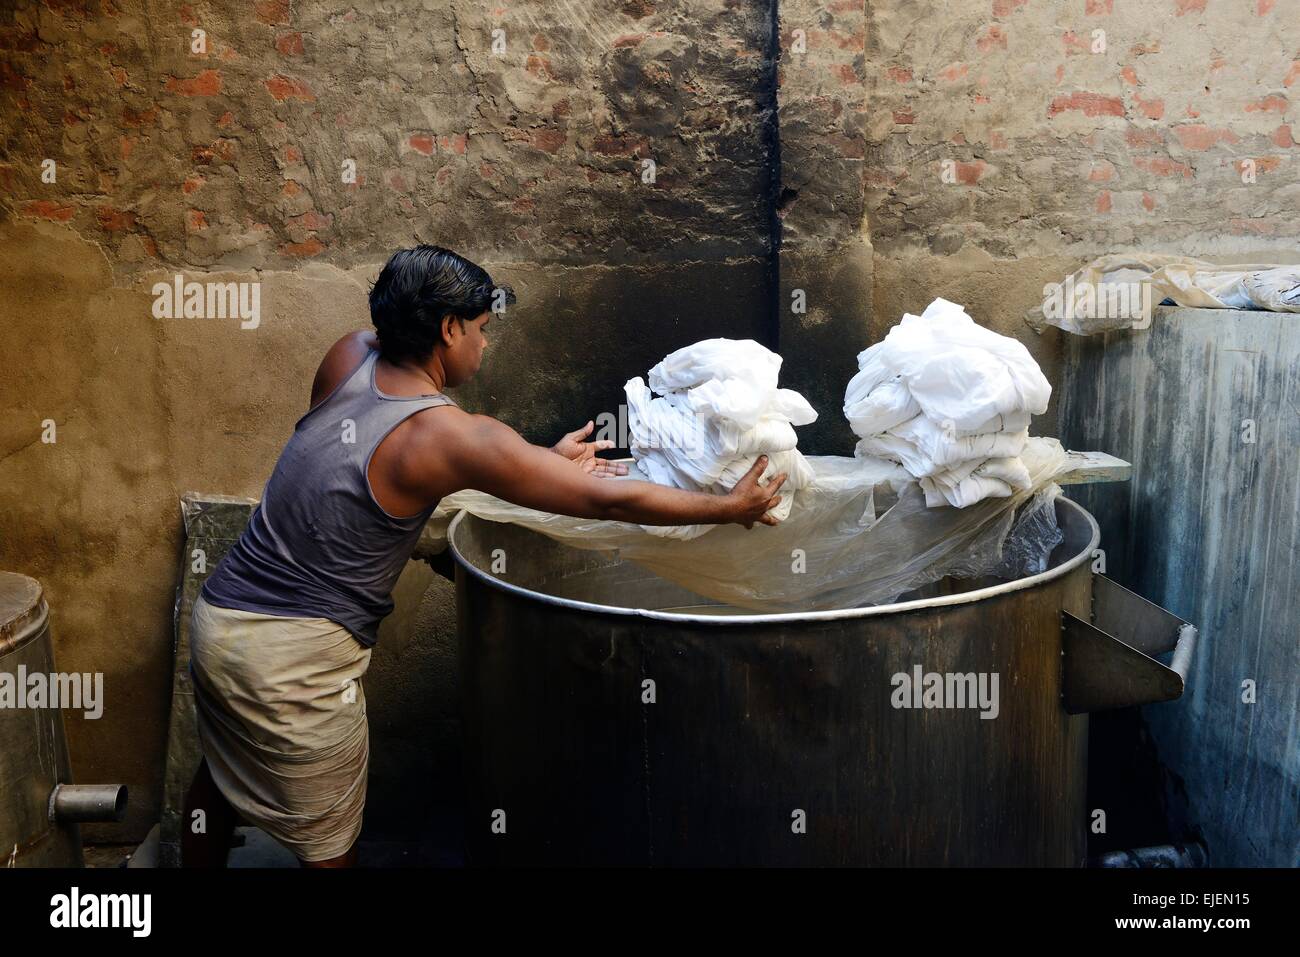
xmin=451 ymin=497 xmax=1195 ymax=866
xmin=1 ymin=572 xmax=126 ymax=867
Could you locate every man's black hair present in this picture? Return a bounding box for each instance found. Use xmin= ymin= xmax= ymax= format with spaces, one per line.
xmin=368 ymin=245 xmax=516 ymax=363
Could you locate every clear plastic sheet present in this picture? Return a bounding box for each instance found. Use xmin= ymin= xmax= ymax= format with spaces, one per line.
xmin=420 ymin=438 xmax=1071 ymax=613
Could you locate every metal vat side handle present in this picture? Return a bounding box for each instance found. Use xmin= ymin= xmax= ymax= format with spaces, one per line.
xmin=1062 ymin=575 xmax=1199 ymax=715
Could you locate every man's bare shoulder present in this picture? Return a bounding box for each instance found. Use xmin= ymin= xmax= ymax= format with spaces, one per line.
xmin=406 ymin=406 xmax=506 ymax=450
xmin=311 ymin=330 xmax=378 ymax=406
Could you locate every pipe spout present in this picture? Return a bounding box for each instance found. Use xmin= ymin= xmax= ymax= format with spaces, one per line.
xmin=48 ymin=784 xmax=128 ymax=823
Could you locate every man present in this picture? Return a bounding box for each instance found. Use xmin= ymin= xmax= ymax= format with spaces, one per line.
xmin=183 ymin=245 xmax=788 ymax=867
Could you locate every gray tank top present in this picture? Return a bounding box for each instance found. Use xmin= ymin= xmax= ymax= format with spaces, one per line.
xmin=201 ymin=348 xmax=456 ymax=647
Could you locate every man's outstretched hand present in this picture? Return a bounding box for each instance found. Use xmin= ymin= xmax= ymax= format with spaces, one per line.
xmin=550 ymin=420 xmax=629 ymax=478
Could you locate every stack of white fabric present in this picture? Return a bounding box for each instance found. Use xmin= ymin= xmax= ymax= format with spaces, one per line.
xmin=625 ymin=339 xmax=818 ymax=539
xmin=845 ymin=298 xmax=1052 ymax=508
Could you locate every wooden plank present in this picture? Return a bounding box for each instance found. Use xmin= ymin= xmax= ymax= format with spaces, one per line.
xmin=1057 ymin=450 xmax=1132 ymax=486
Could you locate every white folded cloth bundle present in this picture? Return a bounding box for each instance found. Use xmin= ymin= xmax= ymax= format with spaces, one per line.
xmin=845 ymin=298 xmax=1051 ymax=508
xmin=626 ymin=338 xmax=818 ymax=538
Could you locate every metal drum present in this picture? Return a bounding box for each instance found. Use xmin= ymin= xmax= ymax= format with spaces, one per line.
xmin=451 ymin=497 xmax=1196 ymax=866
xmin=1 ymin=572 xmax=126 ymax=867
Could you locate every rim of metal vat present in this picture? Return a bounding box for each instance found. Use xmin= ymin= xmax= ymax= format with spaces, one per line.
xmin=446 ymin=496 xmax=1101 ymax=626
xmin=0 ymin=571 xmax=48 ymax=655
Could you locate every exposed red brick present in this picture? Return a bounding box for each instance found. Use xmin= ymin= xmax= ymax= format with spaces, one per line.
xmin=621 ymin=0 xmax=656 ymax=17
xmin=1120 ymin=66 xmax=1138 ymax=86
xmin=182 ymin=174 xmax=205 ymax=194
xmin=109 ymin=66 xmax=127 ymax=87
xmin=893 ymin=109 xmax=914 ymax=124
xmin=512 ymin=197 xmax=534 ymax=213
xmin=438 ymin=133 xmax=467 ymax=154
xmin=828 ymin=133 xmax=865 ymax=159
xmin=1134 ymin=94 xmax=1164 ymax=119
xmin=833 ymin=63 xmax=857 ymax=85
xmin=1252 ymin=156 xmax=1281 ymax=172
xmin=1095 ymin=190 xmax=1112 ymax=213
xmin=165 ymin=69 xmax=222 ymax=97
xmin=1048 ymin=92 xmax=1125 ymax=118
xmin=280 ymin=237 xmax=326 ymax=258
xmin=938 ymin=63 xmax=968 ymax=83
xmin=1245 ymin=95 xmax=1288 ymax=113
xmin=1130 ymin=42 xmax=1161 ymax=55
xmin=0 ymin=28 xmax=43 ymax=52
xmin=1285 ymin=61 xmax=1300 ymax=87
xmin=1174 ymin=0 xmax=1206 ymax=14
xmin=1063 ymin=31 xmax=1091 ymax=55
xmin=977 ymin=26 xmax=1007 ymax=52
xmin=264 ymin=74 xmax=315 ymax=102
xmin=1088 ymin=161 xmax=1115 ymax=181
xmin=186 ymin=209 xmax=207 ymax=231
xmin=953 ymin=159 xmax=988 ymax=185
xmin=0 ymin=61 xmax=31 ymax=91
xmin=1229 ymin=218 xmax=1276 ymax=235
xmin=1141 ymin=192 xmax=1156 ymax=210
xmin=122 ymin=105 xmax=158 ymax=127
xmin=1134 ymin=155 xmax=1193 ymax=178
xmin=119 ymin=135 xmax=135 ymax=159
xmin=1173 ymin=124 xmax=1240 ymax=150
xmin=275 ymin=32 xmax=304 ymax=56
xmin=552 ymin=98 xmax=571 ymax=118
xmin=531 ymin=128 xmax=566 ymax=153
xmin=435 ymin=166 xmax=454 ymax=186
xmin=254 ymin=0 xmax=291 ymax=26
xmin=1257 ymin=0 xmax=1276 ymax=12
xmin=1271 ymin=124 xmax=1296 ymax=147
xmin=525 ymin=54 xmax=554 ymax=79
xmin=1086 ymin=0 xmax=1113 ymax=13
xmin=97 ymin=206 xmax=136 ymax=231
xmin=408 ymin=134 xmax=434 ymax=155
xmin=613 ymin=34 xmax=645 ymax=48
xmin=217 ymin=110 xmax=234 ymax=127
xmin=592 ymin=133 xmax=648 ymax=157
xmin=281 ymin=179 xmax=303 ymax=195
xmin=886 ymin=65 xmax=912 ymax=83
xmin=288 ymin=210 xmax=333 ymax=231
xmin=532 ymin=34 xmax=549 ymax=52
xmin=23 ymin=200 xmax=75 ymax=221
xmin=284 ymin=145 xmax=302 ymax=163
xmin=992 ymin=0 xmax=1027 ymax=16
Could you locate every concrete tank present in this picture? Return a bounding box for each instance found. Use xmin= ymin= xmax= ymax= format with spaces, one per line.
xmin=0 ymin=572 xmax=127 ymax=867
xmin=450 ymin=497 xmax=1196 ymax=866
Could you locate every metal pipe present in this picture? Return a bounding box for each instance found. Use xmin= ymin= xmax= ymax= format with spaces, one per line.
xmin=48 ymin=784 xmax=128 ymax=823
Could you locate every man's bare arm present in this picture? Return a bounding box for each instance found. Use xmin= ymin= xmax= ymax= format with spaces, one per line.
xmin=442 ymin=414 xmax=786 ymax=528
